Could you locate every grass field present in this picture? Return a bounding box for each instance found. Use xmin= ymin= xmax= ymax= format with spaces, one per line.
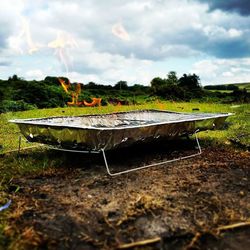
xmin=0 ymin=102 xmax=249 ymax=154
xmin=235 ymin=82 xmax=250 ymax=91
xmin=205 ymin=82 xmax=250 ymax=93
xmin=208 ymin=89 xmax=233 ymax=93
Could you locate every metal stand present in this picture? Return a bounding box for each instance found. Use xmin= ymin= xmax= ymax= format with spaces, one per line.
xmin=101 ymin=130 xmax=202 ymax=176
xmin=48 ymin=147 xmax=100 ymax=154
xmin=48 ymin=130 xmax=201 ymax=176
xmin=18 ymin=136 xmax=22 ymax=155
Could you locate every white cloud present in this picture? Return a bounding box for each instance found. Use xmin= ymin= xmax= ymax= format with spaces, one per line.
xmin=222 ymin=71 xmax=233 ymax=77
xmin=202 ymin=25 xmax=244 ymax=41
xmin=0 ymin=0 xmax=250 ymax=85
xmin=192 ymin=58 xmax=250 ymax=85
xmin=25 ymin=69 xmax=45 ymax=79
xmin=228 ymin=28 xmax=243 ymax=38
xmin=67 ymin=71 xmax=100 ymax=83
xmin=192 ymin=60 xmax=218 ymax=78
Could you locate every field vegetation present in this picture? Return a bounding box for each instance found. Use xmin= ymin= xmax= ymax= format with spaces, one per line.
xmin=0 ymin=102 xmax=249 ymax=249
xmin=0 ymin=102 xmax=249 ymax=154
xmin=0 ymin=73 xmax=249 ymax=249
xmin=0 ymin=73 xmax=249 ymax=113
xmin=204 ymin=82 xmax=250 ymax=92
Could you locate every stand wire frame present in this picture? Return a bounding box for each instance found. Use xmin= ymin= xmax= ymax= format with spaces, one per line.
xmin=102 ymin=130 xmax=201 ymax=176
xmin=18 ymin=130 xmax=202 ymax=176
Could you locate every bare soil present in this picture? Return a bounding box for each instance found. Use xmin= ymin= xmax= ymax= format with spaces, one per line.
xmin=3 ymin=140 xmax=250 ymax=249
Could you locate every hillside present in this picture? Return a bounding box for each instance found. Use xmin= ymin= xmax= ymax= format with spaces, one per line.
xmin=204 ymin=82 xmax=250 ymax=91
xmin=233 ymin=82 xmax=250 ymax=91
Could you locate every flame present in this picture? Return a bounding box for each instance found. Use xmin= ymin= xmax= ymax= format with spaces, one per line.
xmin=58 ymin=78 xmax=82 ymax=106
xmin=9 ymin=17 xmax=39 ymax=54
xmin=156 ymin=99 xmax=165 ymax=110
xmin=58 ymin=78 xmax=103 ymax=107
xmin=58 ymin=78 xmax=70 ymax=93
xmin=22 ymin=18 xmax=39 ymax=54
xmin=48 ymin=32 xmax=77 ymax=76
xmin=112 ymin=23 xmax=130 ymax=41
xmin=83 ymin=98 xmax=102 ymax=107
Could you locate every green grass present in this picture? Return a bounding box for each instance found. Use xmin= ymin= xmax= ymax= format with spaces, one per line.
xmin=204 ymin=82 xmax=250 ymax=93
xmin=0 ymin=102 xmax=248 ymax=200
xmin=208 ymin=89 xmax=233 ymax=93
xmin=0 ymin=102 xmax=249 ymax=154
xmin=0 ymin=102 xmax=249 ymax=204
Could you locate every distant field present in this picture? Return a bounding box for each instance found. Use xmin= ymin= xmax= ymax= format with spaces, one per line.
xmin=208 ymin=89 xmax=232 ymax=93
xmin=204 ymin=82 xmax=250 ymax=92
xmin=235 ymin=82 xmax=250 ymax=90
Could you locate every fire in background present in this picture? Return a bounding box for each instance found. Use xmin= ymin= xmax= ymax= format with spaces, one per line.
xmin=58 ymin=78 xmax=102 ymax=107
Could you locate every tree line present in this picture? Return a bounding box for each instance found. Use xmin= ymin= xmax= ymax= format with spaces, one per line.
xmin=0 ymin=72 xmax=249 ymax=112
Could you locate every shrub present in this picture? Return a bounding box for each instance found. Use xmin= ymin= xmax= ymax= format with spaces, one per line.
xmin=0 ymin=100 xmax=37 ymax=113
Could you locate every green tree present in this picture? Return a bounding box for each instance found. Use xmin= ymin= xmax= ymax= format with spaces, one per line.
xmin=8 ymin=74 xmax=22 ymax=81
xmin=44 ymin=76 xmax=69 ymax=86
xmin=150 ymin=77 xmax=166 ymax=93
xmin=114 ymin=81 xmax=128 ymax=90
xmin=0 ymin=89 xmax=3 ymax=102
xmin=12 ymin=80 xmax=67 ymax=108
xmin=166 ymin=71 xmax=178 ymax=85
xmin=178 ymin=73 xmax=201 ymax=90
xmin=86 ymin=82 xmax=97 ymax=89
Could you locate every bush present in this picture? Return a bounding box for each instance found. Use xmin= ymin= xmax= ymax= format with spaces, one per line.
xmin=0 ymin=89 xmax=3 ymax=102
xmin=12 ymin=81 xmax=68 ymax=108
xmin=0 ymin=100 xmax=37 ymax=113
xmin=155 ymin=85 xmax=186 ymax=100
xmin=231 ymin=89 xmax=250 ymax=103
xmin=204 ymin=84 xmax=239 ymax=91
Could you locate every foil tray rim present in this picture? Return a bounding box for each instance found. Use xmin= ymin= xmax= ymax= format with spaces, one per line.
xmin=9 ymin=109 xmax=233 ymax=131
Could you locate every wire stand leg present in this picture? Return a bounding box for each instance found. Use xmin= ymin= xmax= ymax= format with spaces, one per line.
xmin=18 ymin=136 xmax=22 ymax=156
xmin=101 ymin=130 xmax=202 ymax=176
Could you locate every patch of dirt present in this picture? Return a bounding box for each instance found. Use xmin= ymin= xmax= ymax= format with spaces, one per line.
xmin=3 ymin=140 xmax=250 ymax=249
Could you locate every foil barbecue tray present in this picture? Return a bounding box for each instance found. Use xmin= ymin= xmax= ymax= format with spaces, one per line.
xmin=10 ymin=109 xmax=231 ymax=151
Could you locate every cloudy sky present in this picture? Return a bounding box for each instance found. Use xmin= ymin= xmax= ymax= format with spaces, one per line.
xmin=0 ymin=0 xmax=250 ymax=86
